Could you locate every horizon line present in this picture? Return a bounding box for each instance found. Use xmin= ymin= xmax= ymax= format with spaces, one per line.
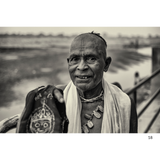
xmin=0 ymin=33 xmax=159 ymax=38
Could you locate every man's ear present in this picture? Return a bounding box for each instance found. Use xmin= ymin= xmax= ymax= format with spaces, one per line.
xmin=104 ymin=57 xmax=112 ymax=72
xmin=67 ymin=58 xmax=69 ymax=63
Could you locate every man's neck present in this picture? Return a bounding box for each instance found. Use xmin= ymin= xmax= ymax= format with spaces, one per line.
xmin=77 ymin=82 xmax=103 ymax=99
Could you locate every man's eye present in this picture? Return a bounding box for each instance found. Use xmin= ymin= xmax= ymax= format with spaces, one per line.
xmin=71 ymin=57 xmax=79 ymax=61
xmin=69 ymin=57 xmax=80 ymax=63
xmin=86 ymin=57 xmax=97 ymax=63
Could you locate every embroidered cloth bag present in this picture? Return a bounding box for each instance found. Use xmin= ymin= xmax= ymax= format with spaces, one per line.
xmin=16 ymin=85 xmax=69 ymax=133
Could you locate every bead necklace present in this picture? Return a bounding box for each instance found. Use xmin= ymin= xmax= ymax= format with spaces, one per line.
xmin=80 ymin=90 xmax=104 ymax=133
xmin=79 ymin=90 xmax=104 ymax=103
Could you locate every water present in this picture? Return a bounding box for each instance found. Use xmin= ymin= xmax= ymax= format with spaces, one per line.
xmin=105 ymin=47 xmax=152 ymax=90
xmin=137 ymin=47 xmax=152 ymax=56
xmin=105 ymin=59 xmax=151 ymax=90
xmin=0 ymin=47 xmax=153 ymax=133
xmin=1 ymin=55 xmax=19 ymax=60
xmin=0 ymin=78 xmax=50 ymax=121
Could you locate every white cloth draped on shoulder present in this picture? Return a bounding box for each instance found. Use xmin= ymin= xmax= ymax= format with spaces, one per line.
xmin=63 ymin=78 xmax=131 ymax=133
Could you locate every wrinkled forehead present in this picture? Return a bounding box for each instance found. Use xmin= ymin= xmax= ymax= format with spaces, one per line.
xmin=69 ymin=33 xmax=106 ymax=56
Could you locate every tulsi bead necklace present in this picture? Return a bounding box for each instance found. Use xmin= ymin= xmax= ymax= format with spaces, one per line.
xmin=79 ymin=90 xmax=104 ymax=103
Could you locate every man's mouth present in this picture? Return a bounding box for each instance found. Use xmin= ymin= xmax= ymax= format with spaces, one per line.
xmin=76 ymin=76 xmax=92 ymax=79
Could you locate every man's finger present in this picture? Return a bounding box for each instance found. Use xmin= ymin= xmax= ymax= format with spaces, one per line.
xmin=53 ymin=88 xmax=64 ymax=103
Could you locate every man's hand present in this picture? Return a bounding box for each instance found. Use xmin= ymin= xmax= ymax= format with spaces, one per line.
xmin=36 ymin=85 xmax=64 ymax=103
xmin=53 ymin=87 xmax=64 ymax=103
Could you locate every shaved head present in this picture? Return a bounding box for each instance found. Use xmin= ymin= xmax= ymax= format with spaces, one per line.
xmin=67 ymin=32 xmax=111 ymax=93
xmin=69 ymin=32 xmax=107 ymax=60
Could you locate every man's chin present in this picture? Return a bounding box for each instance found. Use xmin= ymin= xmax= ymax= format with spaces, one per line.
xmin=75 ymin=83 xmax=91 ymax=92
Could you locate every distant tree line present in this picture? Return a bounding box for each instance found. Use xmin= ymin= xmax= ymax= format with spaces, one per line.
xmin=0 ymin=33 xmax=159 ymax=39
xmin=0 ymin=33 xmax=76 ymax=38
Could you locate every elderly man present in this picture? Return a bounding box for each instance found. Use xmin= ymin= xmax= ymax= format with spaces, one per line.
xmin=16 ymin=32 xmax=137 ymax=133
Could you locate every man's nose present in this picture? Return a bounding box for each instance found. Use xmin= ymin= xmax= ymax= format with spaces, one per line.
xmin=77 ymin=59 xmax=88 ymax=70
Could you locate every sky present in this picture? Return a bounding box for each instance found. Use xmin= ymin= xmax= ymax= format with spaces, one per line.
xmin=0 ymin=27 xmax=160 ymax=37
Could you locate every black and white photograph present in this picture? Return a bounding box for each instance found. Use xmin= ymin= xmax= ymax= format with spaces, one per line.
xmin=0 ymin=27 xmax=160 ymax=134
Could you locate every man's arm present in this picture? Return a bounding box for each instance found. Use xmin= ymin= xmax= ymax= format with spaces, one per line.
xmin=129 ymin=97 xmax=138 ymax=133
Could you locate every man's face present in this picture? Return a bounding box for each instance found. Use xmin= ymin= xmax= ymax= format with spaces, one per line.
xmin=67 ymin=34 xmax=110 ymax=92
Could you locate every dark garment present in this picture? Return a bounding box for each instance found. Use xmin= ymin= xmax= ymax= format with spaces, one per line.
xmin=16 ymin=85 xmax=69 ymax=133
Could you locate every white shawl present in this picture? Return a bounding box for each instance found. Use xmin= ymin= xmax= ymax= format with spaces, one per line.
xmin=63 ymin=78 xmax=131 ymax=133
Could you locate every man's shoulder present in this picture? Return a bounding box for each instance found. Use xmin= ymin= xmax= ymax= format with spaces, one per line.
xmin=109 ymin=83 xmax=131 ymax=108
xmin=56 ymin=84 xmax=67 ymax=91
